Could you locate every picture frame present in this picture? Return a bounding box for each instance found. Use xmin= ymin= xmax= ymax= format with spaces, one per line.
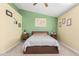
xmin=15 ymin=21 xmax=18 ymax=24
xmin=62 ymin=18 xmax=66 ymax=24
xmin=6 ymin=9 xmax=13 ymax=17
xmin=18 ymin=23 xmax=21 ymax=28
xmin=66 ymin=18 xmax=72 ymax=26
xmin=35 ymin=18 xmax=47 ymax=27
xmin=59 ymin=22 xmax=62 ymax=27
xmin=13 ymin=17 xmax=17 ymax=24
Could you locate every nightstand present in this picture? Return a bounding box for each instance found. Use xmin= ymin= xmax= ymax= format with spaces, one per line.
xmin=50 ymin=34 xmax=57 ymax=39
xmin=22 ymin=33 xmax=29 ymax=40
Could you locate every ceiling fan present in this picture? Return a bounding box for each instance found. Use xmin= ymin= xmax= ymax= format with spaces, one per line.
xmin=33 ymin=3 xmax=48 ymax=7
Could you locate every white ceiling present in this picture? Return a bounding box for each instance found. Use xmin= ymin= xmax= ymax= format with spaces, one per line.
xmin=15 ymin=3 xmax=77 ymax=17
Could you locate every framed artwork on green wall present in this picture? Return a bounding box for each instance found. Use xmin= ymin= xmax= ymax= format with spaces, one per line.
xmin=35 ymin=18 xmax=47 ymax=27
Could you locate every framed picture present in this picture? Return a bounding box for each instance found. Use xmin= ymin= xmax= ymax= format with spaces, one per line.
xmin=15 ymin=21 xmax=18 ymax=24
xmin=13 ymin=17 xmax=17 ymax=24
xmin=66 ymin=18 xmax=72 ymax=26
xmin=35 ymin=18 xmax=47 ymax=27
xmin=59 ymin=22 xmax=62 ymax=27
xmin=6 ymin=9 xmax=13 ymax=17
xmin=18 ymin=23 xmax=21 ymax=28
xmin=62 ymin=18 xmax=66 ymax=24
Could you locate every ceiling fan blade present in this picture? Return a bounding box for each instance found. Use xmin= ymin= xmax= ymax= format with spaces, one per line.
xmin=33 ymin=3 xmax=37 ymax=6
xmin=44 ymin=3 xmax=48 ymax=7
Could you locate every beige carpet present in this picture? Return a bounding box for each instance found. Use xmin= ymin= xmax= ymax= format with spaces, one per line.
xmin=0 ymin=41 xmax=77 ymax=56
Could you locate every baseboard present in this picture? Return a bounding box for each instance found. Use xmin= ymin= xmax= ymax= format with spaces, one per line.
xmin=0 ymin=40 xmax=21 ymax=55
xmin=60 ymin=41 xmax=79 ymax=55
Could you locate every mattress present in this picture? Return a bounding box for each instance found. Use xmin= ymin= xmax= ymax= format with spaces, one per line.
xmin=23 ymin=35 xmax=59 ymax=51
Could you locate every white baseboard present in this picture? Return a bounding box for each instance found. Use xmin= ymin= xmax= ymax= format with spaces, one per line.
xmin=60 ymin=41 xmax=79 ymax=55
xmin=0 ymin=40 xmax=21 ymax=55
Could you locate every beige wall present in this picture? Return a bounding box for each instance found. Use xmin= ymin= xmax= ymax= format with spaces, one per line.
xmin=0 ymin=4 xmax=22 ymax=53
xmin=58 ymin=5 xmax=79 ymax=53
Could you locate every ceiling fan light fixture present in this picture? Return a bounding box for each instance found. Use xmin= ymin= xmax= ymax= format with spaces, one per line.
xmin=33 ymin=3 xmax=37 ymax=6
xmin=44 ymin=3 xmax=48 ymax=7
xmin=33 ymin=3 xmax=48 ymax=8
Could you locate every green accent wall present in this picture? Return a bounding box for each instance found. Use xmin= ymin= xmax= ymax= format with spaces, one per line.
xmin=19 ymin=10 xmax=58 ymax=35
xmin=8 ymin=3 xmax=58 ymax=35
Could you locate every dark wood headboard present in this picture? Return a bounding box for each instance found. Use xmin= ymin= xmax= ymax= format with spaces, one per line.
xmin=32 ymin=31 xmax=48 ymax=35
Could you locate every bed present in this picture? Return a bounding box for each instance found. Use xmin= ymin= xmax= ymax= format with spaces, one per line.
xmin=23 ymin=31 xmax=59 ymax=54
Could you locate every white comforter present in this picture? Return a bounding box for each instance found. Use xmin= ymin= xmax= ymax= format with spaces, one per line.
xmin=23 ymin=35 xmax=59 ymax=51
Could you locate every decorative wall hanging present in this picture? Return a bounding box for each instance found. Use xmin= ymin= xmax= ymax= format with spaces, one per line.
xmin=62 ymin=18 xmax=66 ymax=24
xmin=66 ymin=18 xmax=72 ymax=26
xmin=59 ymin=22 xmax=62 ymax=27
xmin=35 ymin=18 xmax=47 ymax=27
xmin=15 ymin=21 xmax=18 ymax=24
xmin=13 ymin=17 xmax=17 ymax=24
xmin=18 ymin=23 xmax=21 ymax=28
xmin=6 ymin=9 xmax=13 ymax=17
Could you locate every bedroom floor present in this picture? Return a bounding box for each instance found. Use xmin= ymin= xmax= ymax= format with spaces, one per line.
xmin=1 ymin=41 xmax=77 ymax=56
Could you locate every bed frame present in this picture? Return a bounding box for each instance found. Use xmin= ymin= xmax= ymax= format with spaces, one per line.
xmin=23 ymin=31 xmax=59 ymax=54
xmin=32 ymin=31 xmax=48 ymax=35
